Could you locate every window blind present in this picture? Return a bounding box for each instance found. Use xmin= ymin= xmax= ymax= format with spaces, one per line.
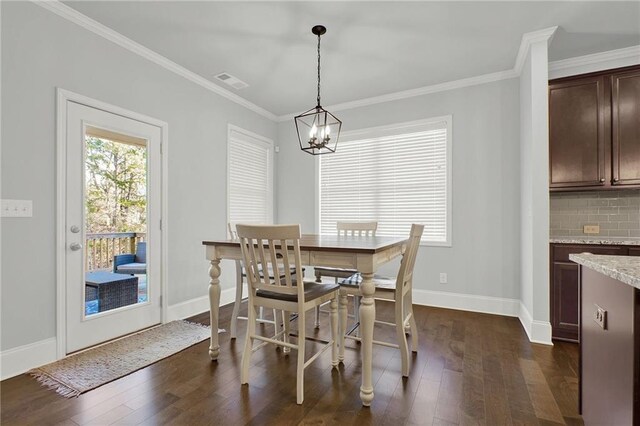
xmin=319 ymin=119 xmax=451 ymax=245
xmin=228 ymin=127 xmax=273 ymax=225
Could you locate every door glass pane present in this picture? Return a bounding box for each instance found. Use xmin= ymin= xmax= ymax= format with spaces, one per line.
xmin=84 ymin=128 xmax=148 ymax=316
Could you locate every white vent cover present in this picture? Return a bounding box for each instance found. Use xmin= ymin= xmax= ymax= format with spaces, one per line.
xmin=215 ymin=72 xmax=249 ymax=90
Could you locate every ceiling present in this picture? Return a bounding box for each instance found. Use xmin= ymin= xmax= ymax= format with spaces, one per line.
xmin=64 ymin=1 xmax=640 ymax=117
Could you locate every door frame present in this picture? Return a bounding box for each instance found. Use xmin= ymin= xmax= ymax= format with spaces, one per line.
xmin=55 ymin=88 xmax=169 ymax=359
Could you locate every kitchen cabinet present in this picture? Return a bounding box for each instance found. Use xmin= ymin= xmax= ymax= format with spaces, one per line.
xmin=549 ymin=65 xmax=640 ymax=192
xmin=612 ymin=68 xmax=640 ymax=187
xmin=550 ymin=243 xmax=631 ymax=342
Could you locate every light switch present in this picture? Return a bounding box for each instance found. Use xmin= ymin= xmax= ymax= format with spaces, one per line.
xmin=1 ymin=199 xmax=33 ymax=217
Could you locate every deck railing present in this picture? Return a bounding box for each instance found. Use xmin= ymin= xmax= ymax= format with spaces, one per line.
xmin=85 ymin=232 xmax=146 ymax=272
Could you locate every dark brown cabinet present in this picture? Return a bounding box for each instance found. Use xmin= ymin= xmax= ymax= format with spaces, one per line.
xmin=549 ymin=65 xmax=640 ymax=191
xmin=551 ymin=243 xmax=631 ymax=342
xmin=612 ymin=68 xmax=640 ymax=187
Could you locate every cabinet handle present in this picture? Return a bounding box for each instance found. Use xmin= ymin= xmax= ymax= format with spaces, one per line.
xmin=599 ymin=178 xmax=606 ymax=183
xmin=613 ymin=177 xmax=620 ymax=183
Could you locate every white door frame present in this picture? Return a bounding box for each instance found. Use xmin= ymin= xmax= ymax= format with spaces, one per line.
xmin=55 ymin=88 xmax=169 ymax=359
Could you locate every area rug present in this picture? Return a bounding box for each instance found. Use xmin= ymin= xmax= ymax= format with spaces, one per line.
xmin=29 ymin=320 xmax=211 ymax=397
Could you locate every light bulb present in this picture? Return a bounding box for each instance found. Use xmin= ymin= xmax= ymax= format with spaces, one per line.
xmin=325 ymin=126 xmax=330 ymax=136
xmin=309 ymin=124 xmax=317 ymax=138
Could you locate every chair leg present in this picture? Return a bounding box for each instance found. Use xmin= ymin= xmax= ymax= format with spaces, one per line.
xmin=283 ymin=310 xmax=291 ymax=354
xmin=296 ymin=310 xmax=306 ymax=405
xmin=330 ymin=295 xmax=338 ymax=367
xmin=314 ymin=306 xmax=321 ymax=329
xmin=338 ymin=291 xmax=348 ymax=362
xmin=353 ymin=295 xmax=361 ymax=338
xmin=240 ymin=302 xmax=256 ymax=385
xmin=395 ymin=298 xmax=410 ymax=377
xmin=407 ymin=293 xmax=418 ymax=352
xmin=230 ymin=269 xmax=244 ymax=339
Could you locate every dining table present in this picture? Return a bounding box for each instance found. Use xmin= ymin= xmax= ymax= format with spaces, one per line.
xmin=202 ymin=233 xmax=407 ymax=406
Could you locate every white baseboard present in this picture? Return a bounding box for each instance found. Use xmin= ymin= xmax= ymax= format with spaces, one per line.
xmin=1 ymin=288 xmax=239 ymax=381
xmin=412 ymin=289 xmax=520 ymax=318
xmin=1 ymin=337 xmax=57 ymax=380
xmin=166 ymin=286 xmax=239 ymax=322
xmin=518 ymin=302 xmax=553 ymax=345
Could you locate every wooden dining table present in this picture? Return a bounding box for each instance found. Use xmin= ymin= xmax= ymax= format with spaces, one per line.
xmin=202 ymin=234 xmax=407 ymax=406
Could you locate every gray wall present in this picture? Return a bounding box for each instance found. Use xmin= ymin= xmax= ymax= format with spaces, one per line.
xmin=0 ymin=2 xmax=276 ymax=350
xmin=277 ymin=78 xmax=521 ymax=300
xmin=550 ymin=190 xmax=640 ymax=238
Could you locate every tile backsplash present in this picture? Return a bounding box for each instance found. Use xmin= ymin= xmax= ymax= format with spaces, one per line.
xmin=550 ymin=190 xmax=640 ymax=238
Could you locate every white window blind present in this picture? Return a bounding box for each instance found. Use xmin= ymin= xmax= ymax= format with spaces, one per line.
xmin=319 ymin=118 xmax=451 ymax=245
xmin=228 ymin=126 xmax=273 ymax=225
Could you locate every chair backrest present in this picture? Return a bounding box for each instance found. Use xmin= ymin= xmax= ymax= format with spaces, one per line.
xmin=336 ymin=221 xmax=378 ymax=237
xmin=135 ymin=242 xmax=147 ymax=263
xmin=236 ymin=224 xmax=305 ymax=301
xmin=395 ymin=224 xmax=424 ymax=295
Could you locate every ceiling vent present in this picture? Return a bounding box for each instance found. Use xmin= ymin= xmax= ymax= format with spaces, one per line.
xmin=215 ymin=72 xmax=249 ymax=90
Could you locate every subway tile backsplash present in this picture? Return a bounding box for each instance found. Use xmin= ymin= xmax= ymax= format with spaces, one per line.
xmin=550 ymin=190 xmax=640 ymax=238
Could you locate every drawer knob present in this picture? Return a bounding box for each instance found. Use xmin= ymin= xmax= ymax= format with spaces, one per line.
xmin=600 ymin=178 xmax=606 ymax=183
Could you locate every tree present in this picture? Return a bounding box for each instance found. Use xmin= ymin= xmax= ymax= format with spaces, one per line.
xmin=85 ymin=136 xmax=147 ymax=234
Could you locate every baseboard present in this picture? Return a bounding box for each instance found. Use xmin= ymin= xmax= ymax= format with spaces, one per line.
xmin=518 ymin=302 xmax=553 ymax=345
xmin=1 ymin=337 xmax=57 ymax=380
xmin=412 ymin=289 xmax=520 ymax=318
xmin=0 ymin=289 xmax=238 ymax=381
xmin=166 ymin=286 xmax=239 ymax=322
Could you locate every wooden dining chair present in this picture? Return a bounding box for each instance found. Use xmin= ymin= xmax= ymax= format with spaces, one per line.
xmin=313 ymin=221 xmax=378 ymax=328
xmin=237 ymin=224 xmax=340 ymax=404
xmin=228 ymin=223 xmax=300 ymax=339
xmin=338 ymin=223 xmax=424 ymax=377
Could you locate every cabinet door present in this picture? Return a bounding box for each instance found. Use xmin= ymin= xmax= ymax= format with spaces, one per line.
xmin=611 ymin=69 xmax=640 ymax=187
xmin=551 ymin=244 xmax=628 ymax=342
xmin=549 ymin=76 xmax=609 ymax=189
xmin=552 ymin=261 xmax=580 ymax=341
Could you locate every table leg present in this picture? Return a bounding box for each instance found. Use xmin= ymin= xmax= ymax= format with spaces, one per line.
xmin=208 ymin=258 xmax=221 ymax=360
xmin=359 ymin=272 xmax=375 ymax=406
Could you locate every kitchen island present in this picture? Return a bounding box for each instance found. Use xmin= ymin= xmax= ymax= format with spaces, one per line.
xmin=570 ymin=253 xmax=640 ymax=425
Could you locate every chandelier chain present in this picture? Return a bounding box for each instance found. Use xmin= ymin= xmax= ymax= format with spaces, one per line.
xmin=316 ymin=33 xmax=321 ymax=107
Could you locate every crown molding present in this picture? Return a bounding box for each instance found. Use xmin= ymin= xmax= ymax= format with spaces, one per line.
xmin=33 ymin=0 xmax=278 ymax=121
xmin=276 ymin=68 xmax=518 ymax=122
xmin=513 ymin=26 xmax=558 ymax=76
xmin=549 ymin=44 xmax=640 ymax=79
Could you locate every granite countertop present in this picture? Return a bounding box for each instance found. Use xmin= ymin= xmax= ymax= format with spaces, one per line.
xmin=550 ymin=237 xmax=640 ymax=246
xmin=569 ymin=253 xmax=640 ymax=289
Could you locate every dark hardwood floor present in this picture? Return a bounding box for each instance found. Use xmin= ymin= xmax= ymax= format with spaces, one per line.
xmin=1 ymin=301 xmax=582 ymax=425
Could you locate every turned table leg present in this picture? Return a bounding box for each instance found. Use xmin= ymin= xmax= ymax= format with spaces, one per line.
xmin=208 ymin=258 xmax=221 ymax=360
xmin=359 ymin=272 xmax=375 ymax=406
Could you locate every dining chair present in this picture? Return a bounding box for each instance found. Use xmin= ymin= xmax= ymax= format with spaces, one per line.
xmin=228 ymin=223 xmax=299 ymax=339
xmin=338 ymin=223 xmax=423 ymax=377
xmin=313 ymin=221 xmax=378 ymax=328
xmin=237 ymin=224 xmax=340 ymax=404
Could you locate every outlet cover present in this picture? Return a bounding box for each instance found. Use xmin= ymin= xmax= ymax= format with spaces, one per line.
xmin=439 ymin=273 xmax=447 ymax=284
xmin=584 ymin=224 xmax=600 ymax=234
xmin=594 ymin=304 xmax=607 ymax=330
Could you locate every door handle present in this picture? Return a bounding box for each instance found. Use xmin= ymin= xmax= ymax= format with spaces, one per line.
xmin=70 ymin=243 xmax=83 ymax=251
xmin=70 ymin=225 xmax=80 ymax=233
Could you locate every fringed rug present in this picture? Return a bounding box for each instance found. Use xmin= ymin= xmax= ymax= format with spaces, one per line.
xmin=29 ymin=320 xmax=211 ymax=397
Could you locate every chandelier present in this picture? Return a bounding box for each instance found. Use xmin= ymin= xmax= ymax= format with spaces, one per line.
xmin=294 ymin=25 xmax=342 ymax=155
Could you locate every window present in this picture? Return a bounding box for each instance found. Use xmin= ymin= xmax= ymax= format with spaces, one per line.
xmin=227 ymin=125 xmax=274 ymax=225
xmin=319 ymin=117 xmax=452 ymax=246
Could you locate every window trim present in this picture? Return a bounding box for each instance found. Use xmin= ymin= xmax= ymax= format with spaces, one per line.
xmin=227 ymin=123 xmax=275 ymax=228
xmin=316 ymin=116 xmax=453 ymax=247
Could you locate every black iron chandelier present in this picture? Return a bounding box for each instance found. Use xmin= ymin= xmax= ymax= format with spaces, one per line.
xmin=294 ymin=25 xmax=342 ymax=155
